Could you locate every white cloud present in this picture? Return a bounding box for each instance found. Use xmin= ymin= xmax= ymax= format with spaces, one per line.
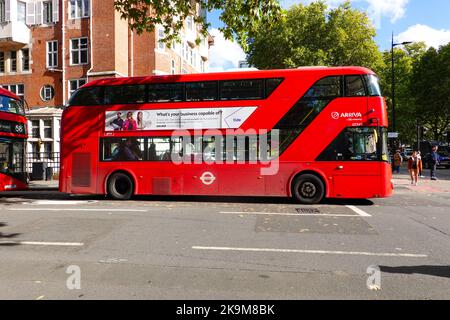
xmin=208 ymin=28 xmax=246 ymax=72
xmin=396 ymin=24 xmax=450 ymax=48
xmin=366 ymin=0 xmax=408 ymax=23
xmin=281 ymin=0 xmax=409 ymax=27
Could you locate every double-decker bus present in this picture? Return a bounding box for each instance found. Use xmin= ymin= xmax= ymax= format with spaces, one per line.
xmin=60 ymin=67 xmax=393 ymax=204
xmin=0 ymin=88 xmax=28 ymax=191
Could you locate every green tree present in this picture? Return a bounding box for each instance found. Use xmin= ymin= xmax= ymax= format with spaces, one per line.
xmin=247 ymin=1 xmax=383 ymax=71
xmin=379 ymin=42 xmax=427 ymax=145
xmin=114 ymin=0 xmax=282 ymax=50
xmin=410 ymin=44 xmax=450 ymax=142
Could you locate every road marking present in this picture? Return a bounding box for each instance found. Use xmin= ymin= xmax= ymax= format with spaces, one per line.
xmin=24 ymin=200 xmax=99 ymax=205
xmin=192 ymin=246 xmax=428 ymax=258
xmin=0 ymin=241 xmax=84 ymax=247
xmin=345 ymin=205 xmax=372 ymax=217
xmin=36 ymin=295 xmax=45 ymax=300
xmin=8 ymin=208 xmax=147 ymax=212
xmin=219 ymin=211 xmax=359 ymax=218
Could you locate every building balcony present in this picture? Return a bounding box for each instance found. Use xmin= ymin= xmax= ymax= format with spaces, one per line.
xmin=0 ymin=21 xmax=31 ymax=49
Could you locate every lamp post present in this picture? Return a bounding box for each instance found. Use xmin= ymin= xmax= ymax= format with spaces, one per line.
xmin=391 ymin=32 xmax=413 ymax=133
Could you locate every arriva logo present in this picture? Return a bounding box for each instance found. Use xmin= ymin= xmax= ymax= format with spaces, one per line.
xmin=331 ymin=112 xmax=363 ymax=119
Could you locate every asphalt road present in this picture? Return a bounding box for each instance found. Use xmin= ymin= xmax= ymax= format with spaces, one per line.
xmin=0 ymin=170 xmax=449 ymax=300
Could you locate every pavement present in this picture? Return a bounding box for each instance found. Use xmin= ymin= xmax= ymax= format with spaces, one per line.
xmin=28 ymin=180 xmax=59 ymax=191
xmin=0 ymin=168 xmax=448 ymax=300
xmin=392 ymin=171 xmax=450 ymax=194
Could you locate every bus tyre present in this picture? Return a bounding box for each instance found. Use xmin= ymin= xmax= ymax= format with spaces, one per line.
xmin=292 ymin=174 xmax=325 ymax=205
xmin=107 ymin=172 xmax=134 ymax=200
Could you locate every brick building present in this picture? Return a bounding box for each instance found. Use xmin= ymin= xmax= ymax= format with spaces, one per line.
xmin=0 ymin=0 xmax=213 ymax=159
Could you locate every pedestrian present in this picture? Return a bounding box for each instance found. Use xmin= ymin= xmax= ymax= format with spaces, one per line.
xmin=429 ymin=145 xmax=440 ymax=181
xmin=417 ymin=151 xmax=425 ymax=178
xmin=393 ymin=150 xmax=403 ymax=174
xmin=408 ymin=151 xmax=422 ymax=186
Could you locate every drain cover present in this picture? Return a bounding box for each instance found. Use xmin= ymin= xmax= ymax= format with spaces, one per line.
xmin=296 ymin=208 xmax=320 ymax=214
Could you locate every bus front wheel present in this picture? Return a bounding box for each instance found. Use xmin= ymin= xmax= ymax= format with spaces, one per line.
xmin=107 ymin=172 xmax=134 ymax=200
xmin=292 ymin=174 xmax=325 ymax=205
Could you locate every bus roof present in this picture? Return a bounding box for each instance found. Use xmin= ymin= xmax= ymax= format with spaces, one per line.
xmin=83 ymin=67 xmax=375 ymax=88
xmin=0 ymin=87 xmax=20 ymax=100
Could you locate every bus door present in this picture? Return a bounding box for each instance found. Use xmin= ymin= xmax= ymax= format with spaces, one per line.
xmin=320 ymin=127 xmax=382 ymax=199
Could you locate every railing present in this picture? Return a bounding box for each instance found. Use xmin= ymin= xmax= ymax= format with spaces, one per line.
xmin=26 ymin=152 xmax=60 ymax=178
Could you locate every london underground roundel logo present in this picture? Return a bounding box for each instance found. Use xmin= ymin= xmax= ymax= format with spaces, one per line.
xmin=200 ymin=172 xmax=216 ymax=186
xmin=331 ymin=112 xmax=340 ymax=120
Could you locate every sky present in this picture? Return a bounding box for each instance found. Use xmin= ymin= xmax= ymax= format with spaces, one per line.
xmin=207 ymin=0 xmax=450 ymax=72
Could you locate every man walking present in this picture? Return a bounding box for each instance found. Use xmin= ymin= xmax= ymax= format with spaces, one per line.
xmin=429 ymin=146 xmax=440 ymax=181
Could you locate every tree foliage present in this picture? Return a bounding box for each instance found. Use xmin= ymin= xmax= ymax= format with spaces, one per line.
xmin=379 ymin=42 xmax=427 ymax=145
xmin=410 ymin=44 xmax=450 ymax=141
xmin=247 ymin=1 xmax=383 ymax=71
xmin=114 ymin=0 xmax=282 ymax=50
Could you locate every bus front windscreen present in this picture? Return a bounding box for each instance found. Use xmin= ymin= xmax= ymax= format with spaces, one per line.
xmin=365 ymin=75 xmax=382 ymax=96
xmin=0 ymin=138 xmax=26 ymax=181
xmin=0 ymin=95 xmax=25 ymax=115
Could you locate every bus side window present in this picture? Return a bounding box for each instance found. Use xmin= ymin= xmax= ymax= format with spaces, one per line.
xmin=345 ymin=76 xmax=366 ymax=97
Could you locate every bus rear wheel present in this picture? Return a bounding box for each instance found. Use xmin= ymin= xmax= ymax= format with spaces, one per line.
xmin=292 ymin=174 xmax=325 ymax=205
xmin=107 ymin=172 xmax=134 ymax=200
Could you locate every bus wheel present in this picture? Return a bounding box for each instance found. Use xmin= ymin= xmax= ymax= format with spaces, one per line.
xmin=107 ymin=172 xmax=134 ymax=200
xmin=292 ymin=174 xmax=325 ymax=205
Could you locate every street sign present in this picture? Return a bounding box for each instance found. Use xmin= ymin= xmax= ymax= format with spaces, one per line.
xmin=388 ymin=132 xmax=399 ymax=139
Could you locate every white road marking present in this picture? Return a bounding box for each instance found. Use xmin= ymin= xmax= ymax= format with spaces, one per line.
xmin=24 ymin=200 xmax=99 ymax=205
xmin=192 ymin=246 xmax=428 ymax=258
xmin=345 ymin=205 xmax=372 ymax=217
xmin=7 ymin=208 xmax=148 ymax=212
xmin=220 ymin=211 xmax=359 ymax=218
xmin=0 ymin=241 xmax=84 ymax=247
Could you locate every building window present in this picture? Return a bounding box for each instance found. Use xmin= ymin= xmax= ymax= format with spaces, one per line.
xmin=31 ymin=120 xmax=40 ymax=138
xmin=43 ymin=120 xmax=52 ymax=138
xmin=69 ymin=79 xmax=87 ymax=96
xmin=0 ymin=52 xmax=4 ymax=73
xmin=186 ymin=16 xmax=193 ymax=31
xmin=184 ymin=43 xmax=189 ymax=61
xmin=69 ymin=0 xmax=90 ymax=19
xmin=0 ymin=0 xmax=6 ymax=23
xmin=44 ymin=142 xmax=53 ymax=159
xmin=10 ymin=51 xmax=17 ymax=72
xmin=158 ymin=28 xmax=165 ymax=50
xmin=40 ymin=85 xmax=55 ymax=102
xmin=2 ymin=84 xmax=24 ymax=101
xmin=21 ymin=49 xmax=30 ymax=71
xmin=171 ymin=60 xmax=176 ymax=75
xmin=70 ymin=38 xmax=88 ymax=65
xmin=201 ymin=60 xmax=205 ymax=73
xmin=46 ymin=41 xmax=58 ymax=68
xmin=43 ymin=1 xmax=53 ymax=24
xmin=31 ymin=142 xmax=41 ymax=159
xmin=17 ymin=1 xmax=26 ymax=23
xmin=17 ymin=84 xmax=24 ymax=100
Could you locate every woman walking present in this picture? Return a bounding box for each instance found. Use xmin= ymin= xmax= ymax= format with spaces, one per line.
xmin=408 ymin=151 xmax=422 ymax=186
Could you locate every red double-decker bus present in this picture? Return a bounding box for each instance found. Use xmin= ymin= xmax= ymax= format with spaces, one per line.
xmin=60 ymin=67 xmax=393 ymax=203
xmin=0 ymin=88 xmax=28 ymax=191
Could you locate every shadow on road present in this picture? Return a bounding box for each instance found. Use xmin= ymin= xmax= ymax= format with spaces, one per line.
xmin=0 ymin=222 xmax=21 ymax=247
xmin=380 ymin=265 xmax=450 ymax=279
xmin=0 ymin=192 xmax=375 ymax=206
xmin=131 ymin=195 xmax=375 ymax=206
